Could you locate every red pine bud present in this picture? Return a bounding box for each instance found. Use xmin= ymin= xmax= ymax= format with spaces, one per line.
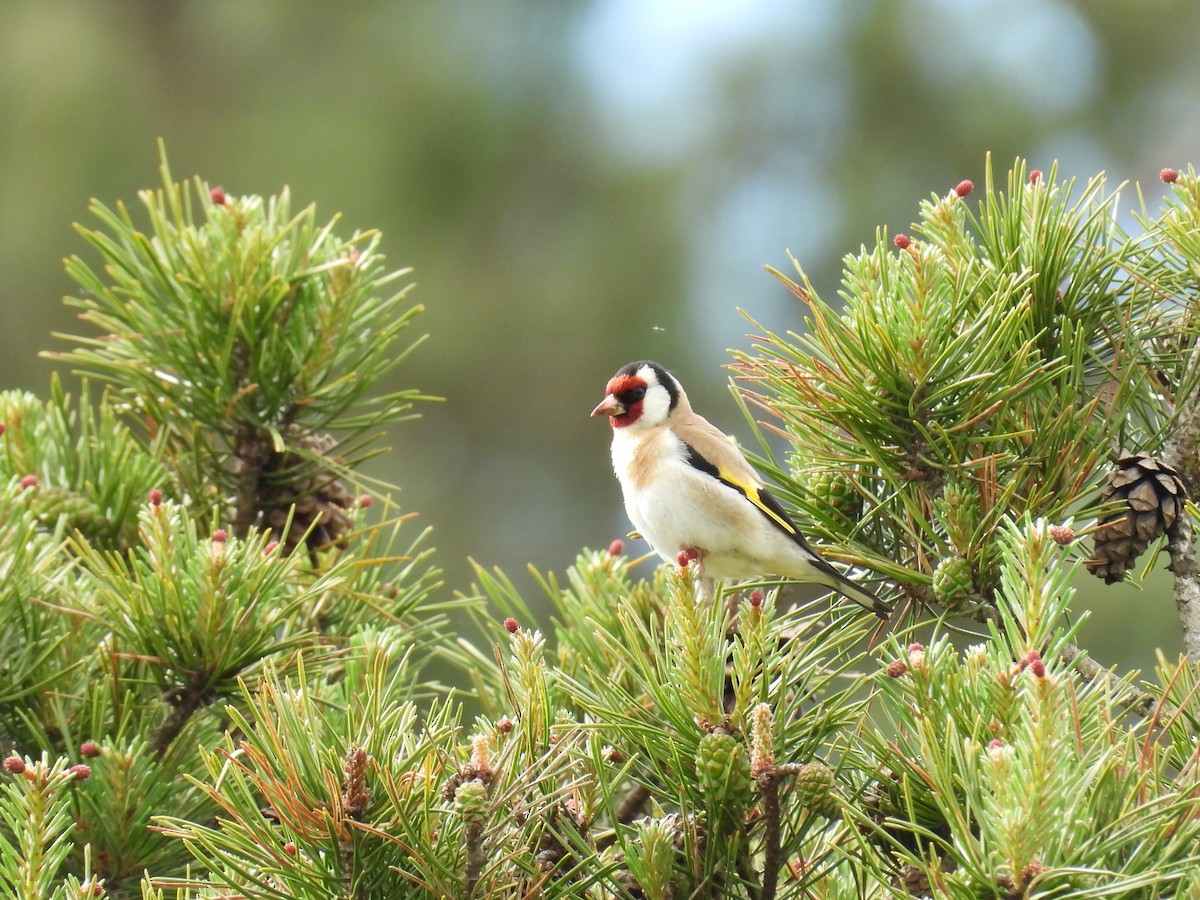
xmin=606 ymin=538 xmax=624 ymax=557
xmin=749 ymin=590 xmax=764 ymax=607
xmin=1017 ymin=649 xmax=1043 ymax=673
xmin=0 ymin=423 xmax=5 ymax=436
xmin=1161 ymin=168 xmax=1180 ymax=184
xmin=210 ymin=186 xmax=227 ymax=205
xmin=503 ymin=617 xmax=519 ymax=634
xmin=1029 ymin=658 xmax=1047 ymax=678
xmin=3 ymin=756 xmax=25 ymax=774
xmin=68 ymin=763 xmax=92 ymax=781
xmin=19 ymin=474 xmax=39 ymax=491
xmin=885 ymin=660 xmax=908 ymax=678
xmin=148 ymin=488 xmax=163 ymax=507
xmin=283 ymin=842 xmax=297 ymax=856
xmin=263 ymin=540 xmax=280 ymax=555
xmin=359 ymin=494 xmax=373 ymax=508
xmin=212 ymin=528 xmax=228 ymax=544
xmin=80 ymin=741 xmax=101 ymax=759
xmin=676 ymin=547 xmax=700 ymax=568
xmin=954 ymin=179 xmax=974 ymax=198
xmin=497 ymin=715 xmax=514 ymax=734
xmin=1029 ymin=169 xmax=1042 ymax=184
xmin=893 ymin=233 xmax=911 ymax=249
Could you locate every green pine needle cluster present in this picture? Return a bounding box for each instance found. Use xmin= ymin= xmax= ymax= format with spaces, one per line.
xmin=0 ymin=378 xmax=168 ymax=551
xmin=848 ymin=521 xmax=1200 ymax=897
xmin=48 ymin=142 xmax=431 ymax=547
xmin=734 ymin=157 xmax=1176 ymax=616
xmin=5 ymin=152 xmax=1200 ymax=898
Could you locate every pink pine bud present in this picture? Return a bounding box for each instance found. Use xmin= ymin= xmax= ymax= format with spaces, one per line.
xmin=987 ymin=739 xmax=1009 ymax=765
xmin=210 ymin=186 xmax=227 ymax=205
xmin=263 ymin=540 xmax=280 ymax=556
xmin=893 ymin=233 xmax=911 ymax=249
xmin=68 ymin=763 xmax=92 ymax=781
xmin=0 ymin=423 xmax=5 ymax=436
xmin=19 ymin=474 xmax=38 ymax=491
xmin=907 ymin=643 xmax=926 ymax=669
xmin=497 ymin=715 xmax=514 ymax=734
xmin=954 ymin=179 xmax=974 ymax=198
xmin=676 ymin=547 xmax=700 ymax=568
xmin=1029 ymin=169 xmax=1042 ymax=184
xmin=80 ymin=741 xmax=101 ymax=759
xmin=3 ymin=756 xmax=25 ymax=774
xmin=503 ymin=617 xmax=519 ymax=634
xmin=212 ymin=529 xmax=228 ymax=544
xmin=148 ymin=488 xmax=163 ymax=507
xmin=1161 ymin=168 xmax=1180 ymax=184
xmin=283 ymin=842 xmax=297 ymax=856
xmin=1029 ymin=657 xmax=1047 ymax=678
xmin=606 ymin=538 xmax=624 ymax=557
xmin=359 ymin=494 xmax=373 ymax=508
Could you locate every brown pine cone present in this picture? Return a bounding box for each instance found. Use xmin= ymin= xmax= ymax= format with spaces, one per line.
xmin=254 ymin=427 xmax=355 ymax=561
xmin=1087 ymin=454 xmax=1184 ymax=583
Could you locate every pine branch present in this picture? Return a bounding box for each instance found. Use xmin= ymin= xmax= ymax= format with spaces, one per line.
xmin=756 ymin=772 xmax=784 ymax=900
xmin=151 ymin=673 xmax=212 ymax=760
xmin=1162 ymin=393 xmax=1200 ymax=663
xmin=1057 ymin=643 xmax=1165 ymax=719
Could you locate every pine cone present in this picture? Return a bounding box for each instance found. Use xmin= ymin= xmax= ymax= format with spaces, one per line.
xmin=695 ymin=731 xmax=753 ymax=814
xmin=893 ymin=856 xmax=956 ymax=897
xmin=792 ymin=762 xmax=839 ymax=818
xmin=1087 ymin=454 xmax=1184 ymax=583
xmin=256 ymin=428 xmax=355 ymax=561
xmin=798 ymin=466 xmax=862 ymax=522
xmin=932 ymin=556 xmax=974 ymax=610
xmin=30 ymin=485 xmax=105 ymax=534
xmin=453 ymin=779 xmax=488 ymax=826
xmin=895 ymin=864 xmax=933 ymax=897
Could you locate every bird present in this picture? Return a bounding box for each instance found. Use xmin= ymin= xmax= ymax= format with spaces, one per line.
xmin=592 ymin=360 xmax=890 ymax=619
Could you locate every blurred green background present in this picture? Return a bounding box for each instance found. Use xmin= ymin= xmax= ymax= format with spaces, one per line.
xmin=2 ymin=0 xmax=1196 ymax=672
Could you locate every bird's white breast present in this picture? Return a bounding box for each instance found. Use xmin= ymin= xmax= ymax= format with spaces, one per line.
xmin=610 ymin=425 xmax=804 ymax=579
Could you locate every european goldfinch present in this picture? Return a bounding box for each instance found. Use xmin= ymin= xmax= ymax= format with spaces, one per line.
xmin=592 ymin=360 xmax=890 ymax=619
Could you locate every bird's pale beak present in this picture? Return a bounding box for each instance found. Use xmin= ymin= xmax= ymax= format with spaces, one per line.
xmin=591 ymin=394 xmax=625 ymax=418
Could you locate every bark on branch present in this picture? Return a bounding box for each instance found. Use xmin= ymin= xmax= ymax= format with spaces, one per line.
xmin=1161 ymin=390 xmax=1200 ymax=664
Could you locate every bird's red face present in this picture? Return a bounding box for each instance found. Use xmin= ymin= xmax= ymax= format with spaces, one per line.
xmin=591 ymin=373 xmax=648 ymax=428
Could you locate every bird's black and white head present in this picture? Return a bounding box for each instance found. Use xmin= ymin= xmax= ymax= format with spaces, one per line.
xmin=591 ymin=360 xmax=683 ymax=430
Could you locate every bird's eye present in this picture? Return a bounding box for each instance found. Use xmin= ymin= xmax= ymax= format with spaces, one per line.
xmin=624 ymin=386 xmax=647 ymax=403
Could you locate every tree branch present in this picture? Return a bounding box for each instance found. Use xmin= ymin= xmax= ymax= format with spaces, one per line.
xmin=1057 ymin=643 xmax=1166 ymax=718
xmin=152 ymin=672 xmax=213 ymax=759
xmin=756 ymin=772 xmax=784 ymax=900
xmin=1161 ymin=390 xmax=1200 ymax=664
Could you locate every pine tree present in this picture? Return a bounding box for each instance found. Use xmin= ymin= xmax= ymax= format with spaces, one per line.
xmin=4 ymin=149 xmax=1200 ymax=898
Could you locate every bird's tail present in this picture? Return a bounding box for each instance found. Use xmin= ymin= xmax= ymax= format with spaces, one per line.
xmin=820 ymin=566 xmax=891 ymax=620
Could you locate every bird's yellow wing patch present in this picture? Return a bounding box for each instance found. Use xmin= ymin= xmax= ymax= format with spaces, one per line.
xmin=683 ymin=443 xmax=800 ymax=539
